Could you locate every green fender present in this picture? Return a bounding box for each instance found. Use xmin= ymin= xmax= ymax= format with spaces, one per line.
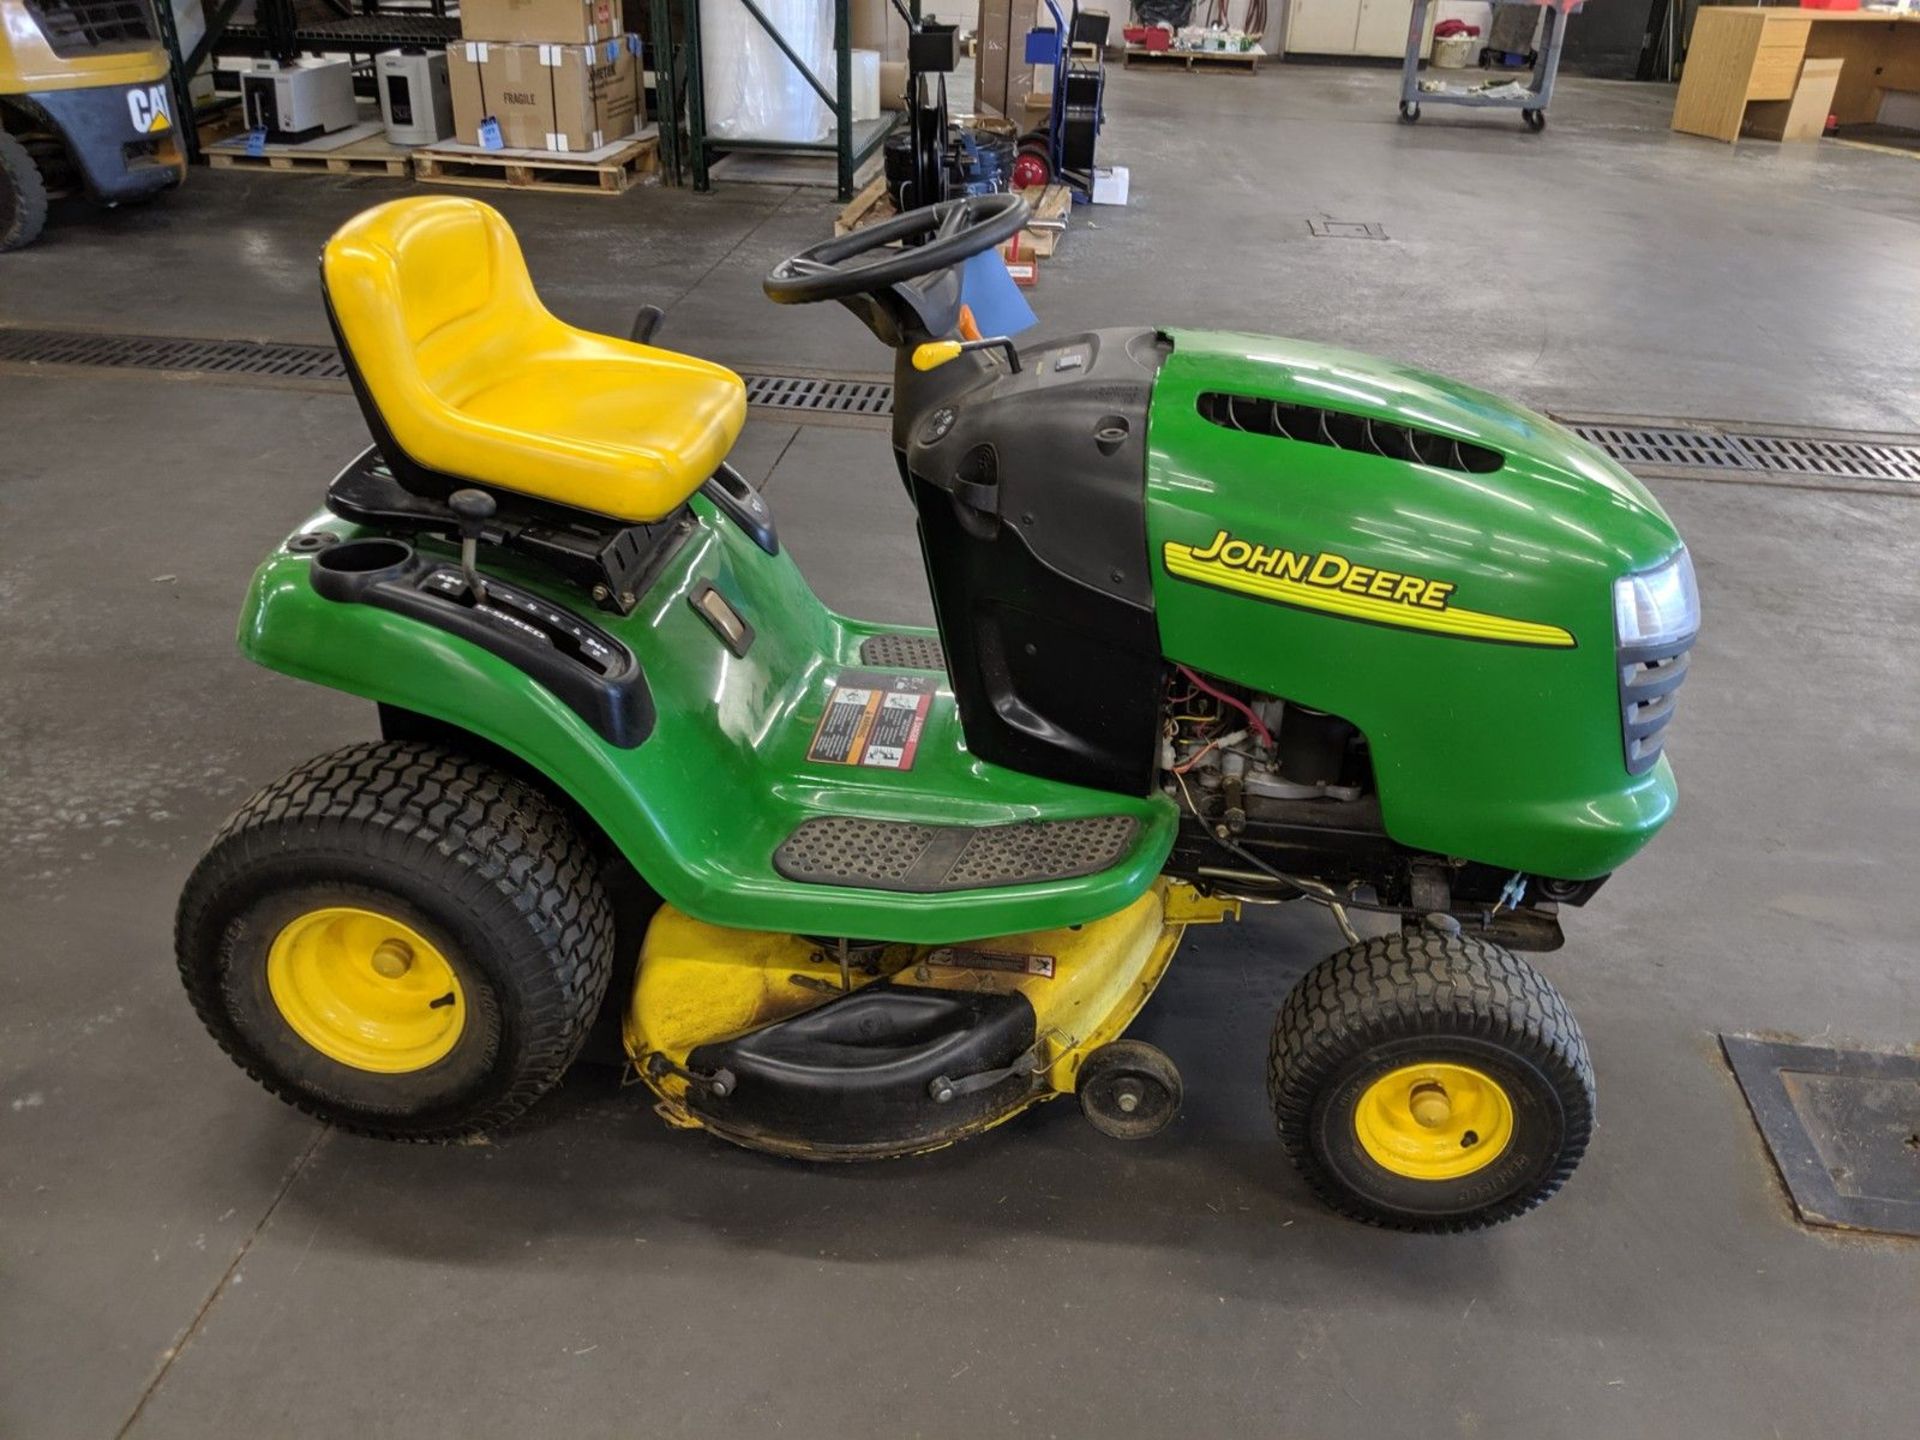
xmin=239 ymin=498 xmax=1177 ymax=945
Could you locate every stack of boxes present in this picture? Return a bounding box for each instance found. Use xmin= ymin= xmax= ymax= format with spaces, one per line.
xmin=446 ymin=0 xmax=647 ymax=154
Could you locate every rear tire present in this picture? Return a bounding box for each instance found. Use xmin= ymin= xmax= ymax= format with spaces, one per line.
xmin=0 ymin=130 xmax=50 ymax=252
xmin=176 ymin=742 xmax=615 ymax=1140
xmin=1268 ymin=932 xmax=1594 ymax=1232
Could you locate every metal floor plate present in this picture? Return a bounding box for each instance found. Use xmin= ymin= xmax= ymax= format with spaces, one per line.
xmin=857 ymin=633 xmax=947 ymax=670
xmin=1721 ymin=1034 xmax=1920 ymax=1236
xmin=774 ymin=815 xmax=1139 ymax=894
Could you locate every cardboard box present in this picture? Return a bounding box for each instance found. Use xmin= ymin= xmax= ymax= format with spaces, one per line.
xmin=461 ymin=0 xmax=619 ymax=45
xmin=445 ymin=38 xmax=640 ymax=152
xmin=1741 ymin=57 xmax=1842 ymax=143
xmin=975 ymin=0 xmax=1039 ymax=120
xmin=550 ymin=36 xmax=638 ymax=151
xmin=1091 ymin=164 xmax=1129 ymax=205
xmin=447 ymin=42 xmax=487 ymax=144
xmin=484 ymin=43 xmax=556 ymax=149
xmin=850 ymin=0 xmax=908 ymax=64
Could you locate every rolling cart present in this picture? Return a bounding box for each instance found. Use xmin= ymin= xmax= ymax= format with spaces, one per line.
xmin=1397 ymin=0 xmax=1580 ymax=131
xmin=1009 ymin=0 xmax=1108 ymax=199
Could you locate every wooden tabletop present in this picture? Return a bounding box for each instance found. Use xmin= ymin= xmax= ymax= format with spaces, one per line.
xmin=1699 ymin=5 xmax=1920 ymax=20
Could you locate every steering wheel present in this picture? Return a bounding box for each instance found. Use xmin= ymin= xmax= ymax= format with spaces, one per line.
xmin=763 ymin=193 xmax=1030 ymax=306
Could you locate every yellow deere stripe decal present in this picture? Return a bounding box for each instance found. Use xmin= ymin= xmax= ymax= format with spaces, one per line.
xmin=1163 ymin=539 xmax=1575 ymax=649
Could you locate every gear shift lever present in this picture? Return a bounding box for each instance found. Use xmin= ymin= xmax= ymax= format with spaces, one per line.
xmin=448 ymin=489 xmax=496 ymax=604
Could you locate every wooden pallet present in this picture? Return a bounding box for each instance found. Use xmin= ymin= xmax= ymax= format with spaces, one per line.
xmin=193 ymin=105 xmax=249 ymax=151
xmin=412 ymin=135 xmax=659 ymax=195
xmin=835 ymin=178 xmax=1073 ymax=259
xmin=1123 ymin=44 xmax=1263 ymax=72
xmin=207 ymin=130 xmax=412 ymax=177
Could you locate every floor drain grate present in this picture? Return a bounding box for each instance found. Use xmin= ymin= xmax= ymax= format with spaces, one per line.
xmin=1307 ymin=219 xmax=1388 ymax=240
xmin=1568 ymin=420 xmax=1920 ymax=485
xmin=741 ymin=372 xmax=894 ymax=416
xmin=0 ymin=326 xmax=897 ymax=418
xmin=0 ymin=327 xmax=348 ymax=382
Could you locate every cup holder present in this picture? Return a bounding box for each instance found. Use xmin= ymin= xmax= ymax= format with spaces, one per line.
xmin=314 ymin=538 xmax=414 ymax=575
xmin=309 ymin=537 xmax=416 ymax=603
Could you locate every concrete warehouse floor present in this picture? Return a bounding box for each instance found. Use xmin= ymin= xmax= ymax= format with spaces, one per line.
xmin=3 ymin=63 xmax=1917 ymax=1440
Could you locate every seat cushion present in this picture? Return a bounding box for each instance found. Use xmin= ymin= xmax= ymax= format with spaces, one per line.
xmin=324 ymin=197 xmax=747 ymax=524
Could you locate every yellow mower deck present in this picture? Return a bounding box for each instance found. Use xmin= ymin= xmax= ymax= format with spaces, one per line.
xmin=625 ymin=880 xmax=1237 ymax=1158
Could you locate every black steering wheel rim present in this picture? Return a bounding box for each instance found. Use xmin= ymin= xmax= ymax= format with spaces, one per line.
xmin=763 ymin=193 xmax=1031 ymax=306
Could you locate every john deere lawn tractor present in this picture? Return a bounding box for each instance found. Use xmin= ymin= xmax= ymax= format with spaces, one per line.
xmin=175 ymin=194 xmax=1700 ymax=1232
xmin=2 ymin=0 xmax=186 ymax=250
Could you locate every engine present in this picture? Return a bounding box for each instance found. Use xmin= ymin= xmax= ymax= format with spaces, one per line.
xmin=1158 ymin=667 xmax=1370 ymax=827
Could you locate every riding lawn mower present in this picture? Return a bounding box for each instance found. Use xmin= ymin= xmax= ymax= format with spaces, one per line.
xmin=176 ymin=192 xmax=1698 ymax=1232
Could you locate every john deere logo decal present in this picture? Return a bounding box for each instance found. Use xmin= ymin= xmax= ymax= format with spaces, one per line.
xmin=1163 ymin=529 xmax=1575 ymax=648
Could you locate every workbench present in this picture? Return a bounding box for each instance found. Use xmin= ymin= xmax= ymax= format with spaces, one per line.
xmin=1671 ymin=7 xmax=1920 ymax=143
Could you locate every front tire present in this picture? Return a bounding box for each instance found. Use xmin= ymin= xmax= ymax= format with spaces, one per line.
xmin=0 ymin=130 xmax=51 ymax=252
xmin=176 ymin=742 xmax=615 ymax=1140
xmin=1268 ymin=932 xmax=1594 ymax=1232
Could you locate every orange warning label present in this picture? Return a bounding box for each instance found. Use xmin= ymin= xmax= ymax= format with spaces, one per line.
xmin=806 ymin=669 xmax=936 ymax=770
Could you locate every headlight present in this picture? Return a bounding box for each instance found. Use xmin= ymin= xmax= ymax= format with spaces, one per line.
xmin=1614 ymin=548 xmax=1699 ymax=652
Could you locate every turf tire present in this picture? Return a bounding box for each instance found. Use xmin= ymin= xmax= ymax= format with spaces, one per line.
xmin=176 ymin=742 xmax=615 ymax=1140
xmin=1268 ymin=931 xmax=1594 ymax=1232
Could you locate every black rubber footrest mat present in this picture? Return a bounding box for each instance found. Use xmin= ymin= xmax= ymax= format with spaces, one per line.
xmin=857 ymin=633 xmax=947 ymax=670
xmin=1721 ymin=1034 xmax=1920 ymax=1236
xmin=774 ymin=814 xmax=1139 ymax=893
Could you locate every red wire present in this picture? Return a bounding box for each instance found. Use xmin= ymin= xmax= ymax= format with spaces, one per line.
xmin=1175 ymin=664 xmax=1273 ymax=748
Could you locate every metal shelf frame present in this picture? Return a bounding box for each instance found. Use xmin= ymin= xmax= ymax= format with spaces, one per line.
xmin=156 ymin=0 xmax=462 ymax=162
xmin=679 ymin=0 xmax=905 ymax=200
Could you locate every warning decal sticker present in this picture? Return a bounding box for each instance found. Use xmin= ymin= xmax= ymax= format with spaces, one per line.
xmin=806 ymin=669 xmax=937 ymax=770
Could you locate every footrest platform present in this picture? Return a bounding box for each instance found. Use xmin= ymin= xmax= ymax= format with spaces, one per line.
xmin=773 ymin=814 xmax=1140 ymax=893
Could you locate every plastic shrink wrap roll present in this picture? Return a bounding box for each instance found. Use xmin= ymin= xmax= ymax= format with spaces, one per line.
xmin=701 ymin=0 xmax=832 ymax=141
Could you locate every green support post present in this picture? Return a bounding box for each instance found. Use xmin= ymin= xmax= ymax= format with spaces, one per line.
xmin=649 ymin=0 xmax=682 ymax=186
xmin=683 ymin=0 xmax=709 ymax=192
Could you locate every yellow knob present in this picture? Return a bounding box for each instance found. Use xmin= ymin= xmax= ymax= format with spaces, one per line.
xmin=1408 ymin=1082 xmax=1452 ymax=1130
xmin=911 ymin=340 xmax=965 ymax=372
xmin=370 ymin=939 xmax=415 ymax=980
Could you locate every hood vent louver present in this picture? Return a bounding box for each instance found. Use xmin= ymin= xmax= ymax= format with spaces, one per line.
xmin=1197 ymin=392 xmax=1504 ymax=475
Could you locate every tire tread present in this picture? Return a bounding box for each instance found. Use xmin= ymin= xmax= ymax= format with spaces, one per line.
xmin=1267 ymin=930 xmax=1594 ymax=1232
xmin=176 ymin=742 xmax=614 ymax=1141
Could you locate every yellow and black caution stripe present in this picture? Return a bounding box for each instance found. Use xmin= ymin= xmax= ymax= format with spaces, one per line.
xmin=1162 ymin=538 xmax=1576 ymax=649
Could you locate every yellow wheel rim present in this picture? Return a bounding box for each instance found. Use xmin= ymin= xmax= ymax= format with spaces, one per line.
xmin=265 ymin=906 xmax=465 ymax=1073
xmin=1353 ymin=1062 xmax=1515 ymax=1181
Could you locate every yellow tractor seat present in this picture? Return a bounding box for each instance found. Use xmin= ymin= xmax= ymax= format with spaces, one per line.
xmin=321 ymin=197 xmax=746 ymax=525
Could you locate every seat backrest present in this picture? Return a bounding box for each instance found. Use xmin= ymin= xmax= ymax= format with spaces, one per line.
xmin=322 ymin=197 xmax=545 ymax=445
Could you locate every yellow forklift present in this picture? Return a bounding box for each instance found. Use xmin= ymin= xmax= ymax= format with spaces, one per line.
xmin=2 ymin=0 xmax=186 ymax=250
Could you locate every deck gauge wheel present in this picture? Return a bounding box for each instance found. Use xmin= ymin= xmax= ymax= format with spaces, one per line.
xmin=1078 ymin=1039 xmax=1182 ymax=1140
